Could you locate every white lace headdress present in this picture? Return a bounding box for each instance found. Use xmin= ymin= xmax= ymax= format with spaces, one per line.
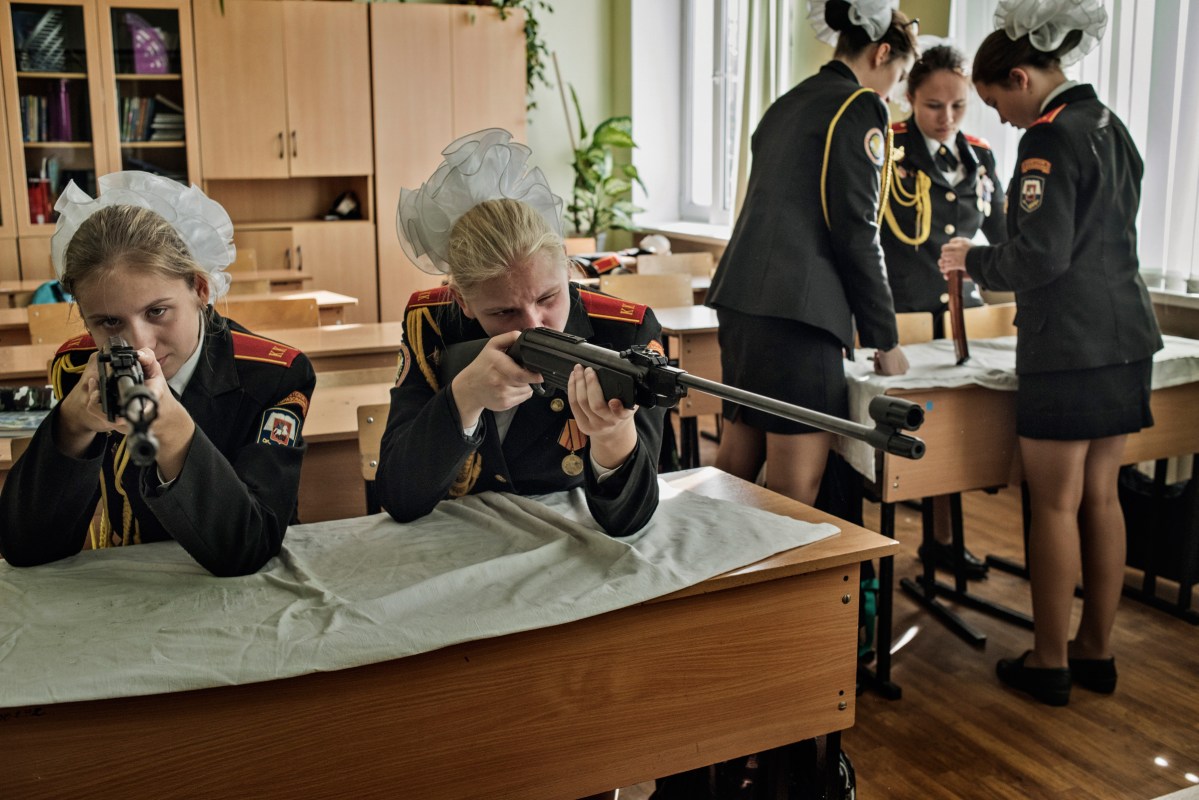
xmin=808 ymin=0 xmax=898 ymax=47
xmin=994 ymin=0 xmax=1107 ymax=66
xmin=51 ymin=171 xmax=237 ymax=303
xmin=396 ymin=128 xmax=564 ymax=275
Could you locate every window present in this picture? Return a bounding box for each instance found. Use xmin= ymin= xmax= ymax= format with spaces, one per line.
xmin=680 ymin=0 xmax=745 ymax=225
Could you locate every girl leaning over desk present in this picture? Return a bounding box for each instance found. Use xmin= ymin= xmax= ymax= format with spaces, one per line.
xmin=939 ymin=0 xmax=1162 ymax=706
xmin=883 ymin=43 xmax=1009 ymax=582
xmin=0 ymin=172 xmax=316 ymax=577
xmin=374 ymin=129 xmax=665 ymax=537
xmin=705 ymin=0 xmax=916 ymax=508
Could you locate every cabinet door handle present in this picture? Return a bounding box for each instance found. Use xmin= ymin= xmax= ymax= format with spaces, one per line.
xmin=285 ymin=247 xmax=292 ymax=271
xmin=277 ymin=132 xmax=284 ymax=159
xmin=296 ymin=244 xmax=303 ymax=271
xmin=291 ymin=130 xmax=298 ymax=159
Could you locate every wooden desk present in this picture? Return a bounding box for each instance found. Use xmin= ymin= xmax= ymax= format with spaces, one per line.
xmin=0 ymin=342 xmax=54 ymax=386
xmin=226 ymin=269 xmax=314 ymax=294
xmin=0 ymin=307 xmax=30 ymax=345
xmin=299 ymin=380 xmax=393 ymax=522
xmin=0 ymin=467 xmax=896 ymax=800
xmin=656 ymin=304 xmax=721 ymax=418
xmin=268 ymin=321 xmax=405 ymax=373
xmin=0 ymin=280 xmax=43 ymax=308
xmin=228 ymin=289 xmax=358 ymax=326
xmin=578 ymin=276 xmax=710 ymax=305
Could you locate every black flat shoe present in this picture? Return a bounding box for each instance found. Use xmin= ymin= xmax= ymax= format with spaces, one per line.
xmin=919 ymin=541 xmax=989 ymax=581
xmin=997 ymin=651 xmax=1071 ymax=706
xmin=1069 ymin=655 xmax=1117 ymax=694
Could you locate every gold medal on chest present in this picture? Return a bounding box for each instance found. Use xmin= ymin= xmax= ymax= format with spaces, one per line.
xmin=561 ymin=453 xmax=585 ymax=476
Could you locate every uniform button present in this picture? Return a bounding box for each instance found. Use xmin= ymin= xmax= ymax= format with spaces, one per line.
xmin=944 ymin=224 xmax=956 ymax=235
xmin=550 ymin=398 xmax=565 ymax=412
xmin=495 ymin=474 xmax=508 ymax=484
xmin=940 ymin=293 xmax=950 ymax=304
xmin=946 ymin=191 xmax=956 ymax=202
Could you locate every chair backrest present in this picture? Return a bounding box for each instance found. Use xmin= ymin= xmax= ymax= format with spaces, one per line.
xmin=27 ymin=302 xmax=87 ymax=345
xmin=564 ymin=236 xmax=597 ymax=256
xmin=637 ymin=252 xmax=715 ymax=278
xmin=219 ymin=297 xmax=320 ymax=330
xmin=357 ymin=402 xmax=391 ymax=514
xmin=896 ymin=312 xmax=935 ymax=345
xmin=952 ymin=302 xmax=1017 ymax=340
xmin=598 ymin=273 xmax=693 ymax=309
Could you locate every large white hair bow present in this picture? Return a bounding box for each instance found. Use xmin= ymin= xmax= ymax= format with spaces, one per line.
xmin=397 ymin=128 xmax=563 ymax=275
xmin=51 ymin=171 xmax=236 ymax=302
xmin=808 ymin=0 xmax=897 ymax=47
xmin=994 ymin=0 xmax=1107 ymax=66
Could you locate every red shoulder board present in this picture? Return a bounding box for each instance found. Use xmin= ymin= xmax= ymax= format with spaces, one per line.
xmin=407 ymin=285 xmax=454 ymax=309
xmin=891 ymin=121 xmax=908 ymax=134
xmin=1030 ymin=104 xmax=1067 ymax=127
xmin=232 ymin=331 xmax=301 ymax=367
xmin=965 ymin=134 xmax=992 ymax=150
xmin=579 ymin=289 xmax=647 ymax=325
xmin=56 ymin=333 xmax=96 ymax=356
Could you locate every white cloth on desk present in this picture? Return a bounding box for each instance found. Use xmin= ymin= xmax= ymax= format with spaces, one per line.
xmin=839 ymin=335 xmax=1199 ymax=479
xmin=0 ymin=479 xmax=837 ymax=708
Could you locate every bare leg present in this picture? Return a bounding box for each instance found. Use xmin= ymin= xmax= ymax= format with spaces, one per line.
xmin=1072 ymin=435 xmax=1128 ymax=660
xmin=764 ymin=431 xmax=834 ymax=507
xmin=1018 ymin=436 xmax=1089 ymax=669
xmin=715 ymin=417 xmax=766 ymax=482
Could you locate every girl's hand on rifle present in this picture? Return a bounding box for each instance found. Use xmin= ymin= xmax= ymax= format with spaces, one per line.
xmin=939 ymin=237 xmax=973 ymax=274
xmin=568 ymin=364 xmax=637 ymax=470
xmin=55 ymin=353 xmax=123 ymax=457
xmin=451 ymin=331 xmax=544 ymax=428
xmin=132 ymin=348 xmax=195 ymax=481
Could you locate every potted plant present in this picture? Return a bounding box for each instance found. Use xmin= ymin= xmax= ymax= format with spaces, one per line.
xmin=565 ymin=84 xmax=646 ymax=244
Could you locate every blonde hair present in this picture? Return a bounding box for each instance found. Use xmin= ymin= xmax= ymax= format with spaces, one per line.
xmin=447 ymin=199 xmax=566 ymax=297
xmin=60 ymin=205 xmax=209 ymax=303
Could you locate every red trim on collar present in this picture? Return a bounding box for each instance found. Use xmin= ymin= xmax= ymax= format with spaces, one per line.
xmin=407 ymin=285 xmax=455 ymax=308
xmin=965 ymin=133 xmax=992 ymax=150
xmin=55 ymin=334 xmax=96 ymax=355
xmin=891 ymin=121 xmax=908 ymax=134
xmin=1030 ymin=104 xmax=1067 ymax=127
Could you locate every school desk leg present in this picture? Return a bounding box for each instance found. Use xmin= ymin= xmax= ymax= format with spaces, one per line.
xmin=858 ymin=502 xmax=902 ymax=699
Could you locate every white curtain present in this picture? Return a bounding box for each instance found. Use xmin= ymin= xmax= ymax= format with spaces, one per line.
xmin=732 ymin=0 xmax=791 ymax=216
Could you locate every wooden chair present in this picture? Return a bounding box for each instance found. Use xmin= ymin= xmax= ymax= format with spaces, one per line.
xmin=854 ymin=311 xmax=935 ymax=348
xmin=564 ymin=237 xmax=597 ymax=256
xmin=950 ymin=302 xmax=1018 ymax=340
xmin=27 ymin=303 xmax=87 ymax=345
xmin=598 ymin=273 xmax=693 ymax=309
xmin=227 ymin=248 xmax=259 ymax=273
xmin=219 ymin=297 xmax=320 ymax=330
xmin=357 ymin=402 xmax=391 ymax=514
xmin=637 ymin=252 xmax=715 ymax=278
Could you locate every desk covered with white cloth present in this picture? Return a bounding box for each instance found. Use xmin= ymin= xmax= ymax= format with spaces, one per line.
xmin=0 ymin=468 xmax=896 ymax=799
xmin=841 ymin=335 xmax=1199 ymax=502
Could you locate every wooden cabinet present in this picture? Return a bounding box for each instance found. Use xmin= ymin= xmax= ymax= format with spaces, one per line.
xmin=0 ymin=0 xmax=199 ymax=280
xmin=372 ymin=3 xmax=525 ymax=321
xmin=194 ymin=0 xmax=372 ymax=180
xmin=234 ymin=219 xmax=377 ymax=325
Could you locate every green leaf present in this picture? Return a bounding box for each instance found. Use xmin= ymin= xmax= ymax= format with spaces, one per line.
xmin=568 ymin=84 xmax=588 ymax=145
xmin=593 ymin=117 xmax=636 ymax=149
xmin=602 ymin=177 xmax=632 ymax=196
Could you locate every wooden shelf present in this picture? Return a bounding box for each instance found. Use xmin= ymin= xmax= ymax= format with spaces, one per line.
xmin=114 ymin=73 xmax=182 ymax=80
xmin=120 ymin=141 xmax=185 ymax=148
xmin=15 ymin=71 xmax=88 ymax=80
xmin=23 ymin=141 xmax=92 ymax=149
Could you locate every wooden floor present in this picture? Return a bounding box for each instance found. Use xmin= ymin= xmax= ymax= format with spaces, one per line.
xmin=622 ymin=416 xmax=1199 ymax=799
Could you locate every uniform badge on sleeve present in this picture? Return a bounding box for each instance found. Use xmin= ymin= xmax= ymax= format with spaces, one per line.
xmin=864 ymin=128 xmax=885 ymax=166
xmin=1020 ymin=176 xmax=1044 ymax=213
xmin=395 ymin=343 xmax=411 ymax=386
xmin=260 ymin=408 xmax=301 ymax=447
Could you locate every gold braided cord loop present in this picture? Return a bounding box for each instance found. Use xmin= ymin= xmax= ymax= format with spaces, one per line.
xmin=821 ymin=88 xmax=876 ymax=230
xmin=883 ymin=161 xmax=933 ymax=246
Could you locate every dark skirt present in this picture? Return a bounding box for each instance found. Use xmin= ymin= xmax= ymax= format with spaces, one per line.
xmin=716 ymin=308 xmax=848 ymax=435
xmin=1017 ymin=358 xmax=1154 ymax=440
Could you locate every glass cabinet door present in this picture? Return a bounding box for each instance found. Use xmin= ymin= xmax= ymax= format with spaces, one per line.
xmin=1 ymin=0 xmax=110 ymax=231
xmin=98 ymin=0 xmax=196 ymax=185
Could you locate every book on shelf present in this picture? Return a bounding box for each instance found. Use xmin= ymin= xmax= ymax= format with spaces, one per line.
xmin=153 ymin=93 xmax=184 ymax=114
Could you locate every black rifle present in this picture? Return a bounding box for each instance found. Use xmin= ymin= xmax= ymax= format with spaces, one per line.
xmin=440 ymin=327 xmax=925 ymax=459
xmin=97 ymin=336 xmax=159 ymax=467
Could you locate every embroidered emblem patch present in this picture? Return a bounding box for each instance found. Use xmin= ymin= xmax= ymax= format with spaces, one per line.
xmin=260 ymin=408 xmax=301 ymax=447
xmin=1021 ymin=158 xmax=1052 ymax=174
xmin=1020 ymin=176 xmax=1044 ymax=213
xmin=277 ymin=390 xmax=310 ymax=419
xmin=395 ymin=343 xmax=411 ymax=386
xmin=864 ymin=128 xmax=885 ymax=166
xmin=646 ymin=339 xmax=665 ymax=357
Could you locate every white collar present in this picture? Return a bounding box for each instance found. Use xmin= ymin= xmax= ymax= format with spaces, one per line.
xmin=1040 ymin=80 xmax=1078 ymax=113
xmin=167 ymin=313 xmax=205 ymax=396
xmin=922 ymin=131 xmax=956 ymax=160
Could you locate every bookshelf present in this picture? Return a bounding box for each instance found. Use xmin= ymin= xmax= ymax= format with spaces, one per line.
xmin=0 ymin=0 xmax=111 ymax=244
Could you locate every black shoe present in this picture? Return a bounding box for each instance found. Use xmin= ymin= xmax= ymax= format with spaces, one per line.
xmin=997 ymin=651 xmax=1071 ymax=706
xmin=1069 ymin=655 xmax=1117 ymax=694
xmin=919 ymin=541 xmax=989 ymax=580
